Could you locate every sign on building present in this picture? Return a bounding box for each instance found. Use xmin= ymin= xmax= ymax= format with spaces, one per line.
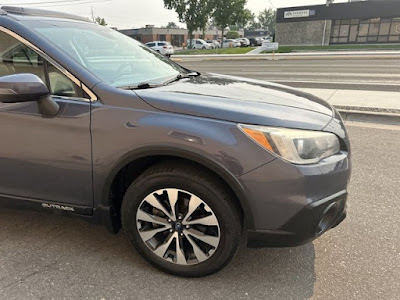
xmin=284 ymin=10 xmax=311 ymax=19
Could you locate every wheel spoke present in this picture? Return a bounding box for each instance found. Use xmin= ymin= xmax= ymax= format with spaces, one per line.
xmin=166 ymin=189 xmax=179 ymax=221
xmin=175 ymin=233 xmax=187 ymax=265
xmin=138 ymin=226 xmax=169 ymax=241
xmin=183 ymin=194 xmax=202 ymax=223
xmin=185 ymin=214 xmax=219 ymax=227
xmin=184 ymin=232 xmax=208 ymax=262
xmin=137 ymin=210 xmax=170 ymax=226
xmin=187 ymin=228 xmax=219 ymax=248
xmin=153 ymin=233 xmax=175 ymax=258
xmin=136 ymin=188 xmax=221 ymax=266
xmin=144 ymin=193 xmax=172 ymax=219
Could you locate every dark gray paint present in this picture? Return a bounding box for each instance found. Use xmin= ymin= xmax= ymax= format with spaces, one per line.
xmin=0 ymin=99 xmax=92 ymax=206
xmin=0 ymin=11 xmax=351 ymax=238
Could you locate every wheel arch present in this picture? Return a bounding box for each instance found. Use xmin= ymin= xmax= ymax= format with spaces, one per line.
xmin=96 ymin=146 xmax=255 ymax=233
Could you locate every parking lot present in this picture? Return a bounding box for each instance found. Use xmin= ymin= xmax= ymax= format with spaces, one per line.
xmin=1 ymin=125 xmax=399 ymax=300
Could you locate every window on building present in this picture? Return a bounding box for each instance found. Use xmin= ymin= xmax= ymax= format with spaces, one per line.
xmin=369 ymin=19 xmax=380 ymax=36
xmin=358 ymin=24 xmax=369 ymax=37
xmin=390 ymin=19 xmax=400 ymax=35
xmin=379 ymin=23 xmax=391 ymax=36
xmin=330 ymin=17 xmax=400 ymax=45
xmin=171 ymin=34 xmax=184 ymax=47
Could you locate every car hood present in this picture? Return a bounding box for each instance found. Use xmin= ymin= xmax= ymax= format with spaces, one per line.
xmin=135 ymin=73 xmax=334 ymax=130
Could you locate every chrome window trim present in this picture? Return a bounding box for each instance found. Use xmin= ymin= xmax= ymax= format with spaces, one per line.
xmin=0 ymin=26 xmax=98 ymax=102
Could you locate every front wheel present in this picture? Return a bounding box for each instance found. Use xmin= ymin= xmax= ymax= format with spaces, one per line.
xmin=121 ymin=161 xmax=241 ymax=277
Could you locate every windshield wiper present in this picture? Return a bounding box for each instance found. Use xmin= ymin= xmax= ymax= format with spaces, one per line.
xmin=119 ymin=82 xmax=161 ymax=90
xmin=163 ymin=71 xmax=200 ymax=85
xmin=120 ymin=71 xmax=200 ymax=90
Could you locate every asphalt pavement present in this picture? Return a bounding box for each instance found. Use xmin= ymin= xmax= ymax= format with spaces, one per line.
xmin=1 ymin=56 xmax=399 ymax=299
xmin=0 ymin=124 xmax=399 ymax=300
xmin=178 ymin=58 xmax=400 ymax=92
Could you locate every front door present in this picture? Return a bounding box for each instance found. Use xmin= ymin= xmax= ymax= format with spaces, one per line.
xmin=0 ymin=30 xmax=93 ymax=207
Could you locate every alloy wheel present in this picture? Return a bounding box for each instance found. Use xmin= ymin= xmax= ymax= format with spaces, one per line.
xmin=136 ymin=188 xmax=220 ymax=265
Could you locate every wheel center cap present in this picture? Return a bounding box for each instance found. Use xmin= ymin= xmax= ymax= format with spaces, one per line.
xmin=174 ymin=221 xmax=183 ymax=232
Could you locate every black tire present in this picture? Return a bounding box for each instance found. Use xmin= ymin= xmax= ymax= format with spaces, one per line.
xmin=121 ymin=161 xmax=241 ymax=277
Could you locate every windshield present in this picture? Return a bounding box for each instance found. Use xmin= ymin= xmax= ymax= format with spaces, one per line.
xmin=28 ymin=20 xmax=184 ymax=88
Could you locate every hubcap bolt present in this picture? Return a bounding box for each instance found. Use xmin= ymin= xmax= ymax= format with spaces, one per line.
xmin=170 ymin=229 xmax=173 ymax=233
xmin=178 ymin=216 xmax=182 ymax=220
xmin=186 ymin=225 xmax=190 ymax=229
xmin=168 ymin=219 xmax=172 ymax=223
xmin=180 ymin=233 xmax=184 ymax=237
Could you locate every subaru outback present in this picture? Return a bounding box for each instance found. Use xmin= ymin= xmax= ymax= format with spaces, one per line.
xmin=0 ymin=7 xmax=350 ymax=277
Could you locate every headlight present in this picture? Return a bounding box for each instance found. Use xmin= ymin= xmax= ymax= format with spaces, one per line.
xmin=238 ymin=124 xmax=340 ymax=165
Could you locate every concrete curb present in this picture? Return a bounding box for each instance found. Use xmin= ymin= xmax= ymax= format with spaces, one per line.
xmin=337 ymin=108 xmax=400 ymax=125
xmin=172 ymin=51 xmax=400 ymax=61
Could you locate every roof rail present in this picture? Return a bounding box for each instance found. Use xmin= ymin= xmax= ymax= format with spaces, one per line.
xmin=0 ymin=6 xmax=91 ymax=22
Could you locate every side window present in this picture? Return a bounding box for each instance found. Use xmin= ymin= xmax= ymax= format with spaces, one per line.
xmin=47 ymin=64 xmax=81 ymax=98
xmin=196 ymin=41 xmax=202 ymax=45
xmin=147 ymin=43 xmax=155 ymax=47
xmin=0 ymin=30 xmax=85 ymax=99
xmin=0 ymin=32 xmax=46 ymax=81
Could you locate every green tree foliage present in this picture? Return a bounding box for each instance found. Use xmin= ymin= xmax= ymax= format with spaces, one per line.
xmin=258 ymin=8 xmax=276 ymax=34
xmin=164 ymin=0 xmax=213 ymax=48
xmin=247 ymin=12 xmax=260 ymax=30
xmin=212 ymin=0 xmax=247 ymax=47
xmin=166 ymin=22 xmax=179 ymax=28
xmin=235 ymin=8 xmax=253 ymax=29
xmin=94 ymin=16 xmax=107 ymax=26
xmin=226 ymin=31 xmax=239 ymax=39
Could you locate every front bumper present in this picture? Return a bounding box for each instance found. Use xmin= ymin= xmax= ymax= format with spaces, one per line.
xmin=239 ymin=151 xmax=351 ymax=248
xmin=247 ymin=191 xmax=347 ymax=247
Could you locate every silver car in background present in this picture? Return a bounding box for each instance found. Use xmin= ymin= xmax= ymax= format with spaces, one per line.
xmin=145 ymin=41 xmax=174 ymax=57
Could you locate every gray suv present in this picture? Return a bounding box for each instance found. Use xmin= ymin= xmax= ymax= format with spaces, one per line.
xmin=0 ymin=7 xmax=351 ymax=277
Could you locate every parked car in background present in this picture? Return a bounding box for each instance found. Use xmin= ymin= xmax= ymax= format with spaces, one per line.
xmin=248 ymin=37 xmax=263 ymax=47
xmin=0 ymin=6 xmax=351 ymax=278
xmin=263 ymin=37 xmax=273 ymax=42
xmin=145 ymin=41 xmax=174 ymax=57
xmin=206 ymin=40 xmax=220 ymax=49
xmin=222 ymin=39 xmax=240 ymax=48
xmin=187 ymin=39 xmax=211 ymax=50
xmin=236 ymin=38 xmax=250 ymax=47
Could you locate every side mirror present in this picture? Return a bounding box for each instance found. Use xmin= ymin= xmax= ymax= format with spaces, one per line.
xmin=0 ymin=73 xmax=49 ymax=103
xmin=0 ymin=73 xmax=59 ymax=116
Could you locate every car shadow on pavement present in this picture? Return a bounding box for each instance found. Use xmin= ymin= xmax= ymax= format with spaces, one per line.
xmin=0 ymin=209 xmax=316 ymax=300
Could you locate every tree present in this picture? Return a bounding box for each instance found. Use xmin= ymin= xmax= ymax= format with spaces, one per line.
xmin=258 ymin=8 xmax=276 ymax=34
xmin=235 ymin=8 xmax=253 ymax=29
xmin=164 ymin=0 xmax=213 ymax=48
xmin=95 ymin=16 xmax=107 ymax=26
xmin=247 ymin=12 xmax=260 ymax=30
xmin=226 ymin=31 xmax=239 ymax=39
xmin=166 ymin=22 xmax=179 ymax=29
xmin=212 ymin=0 xmax=247 ymax=47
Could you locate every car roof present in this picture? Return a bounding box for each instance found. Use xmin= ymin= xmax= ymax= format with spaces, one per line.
xmin=0 ymin=6 xmax=90 ymax=23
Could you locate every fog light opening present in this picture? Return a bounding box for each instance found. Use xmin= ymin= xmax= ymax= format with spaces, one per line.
xmin=316 ymin=202 xmax=339 ymax=236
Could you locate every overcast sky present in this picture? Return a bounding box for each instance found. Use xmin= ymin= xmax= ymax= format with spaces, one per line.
xmin=0 ymin=0 xmax=350 ymax=29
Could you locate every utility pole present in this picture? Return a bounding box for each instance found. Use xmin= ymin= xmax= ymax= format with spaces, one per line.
xmin=90 ymin=6 xmax=95 ymax=23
